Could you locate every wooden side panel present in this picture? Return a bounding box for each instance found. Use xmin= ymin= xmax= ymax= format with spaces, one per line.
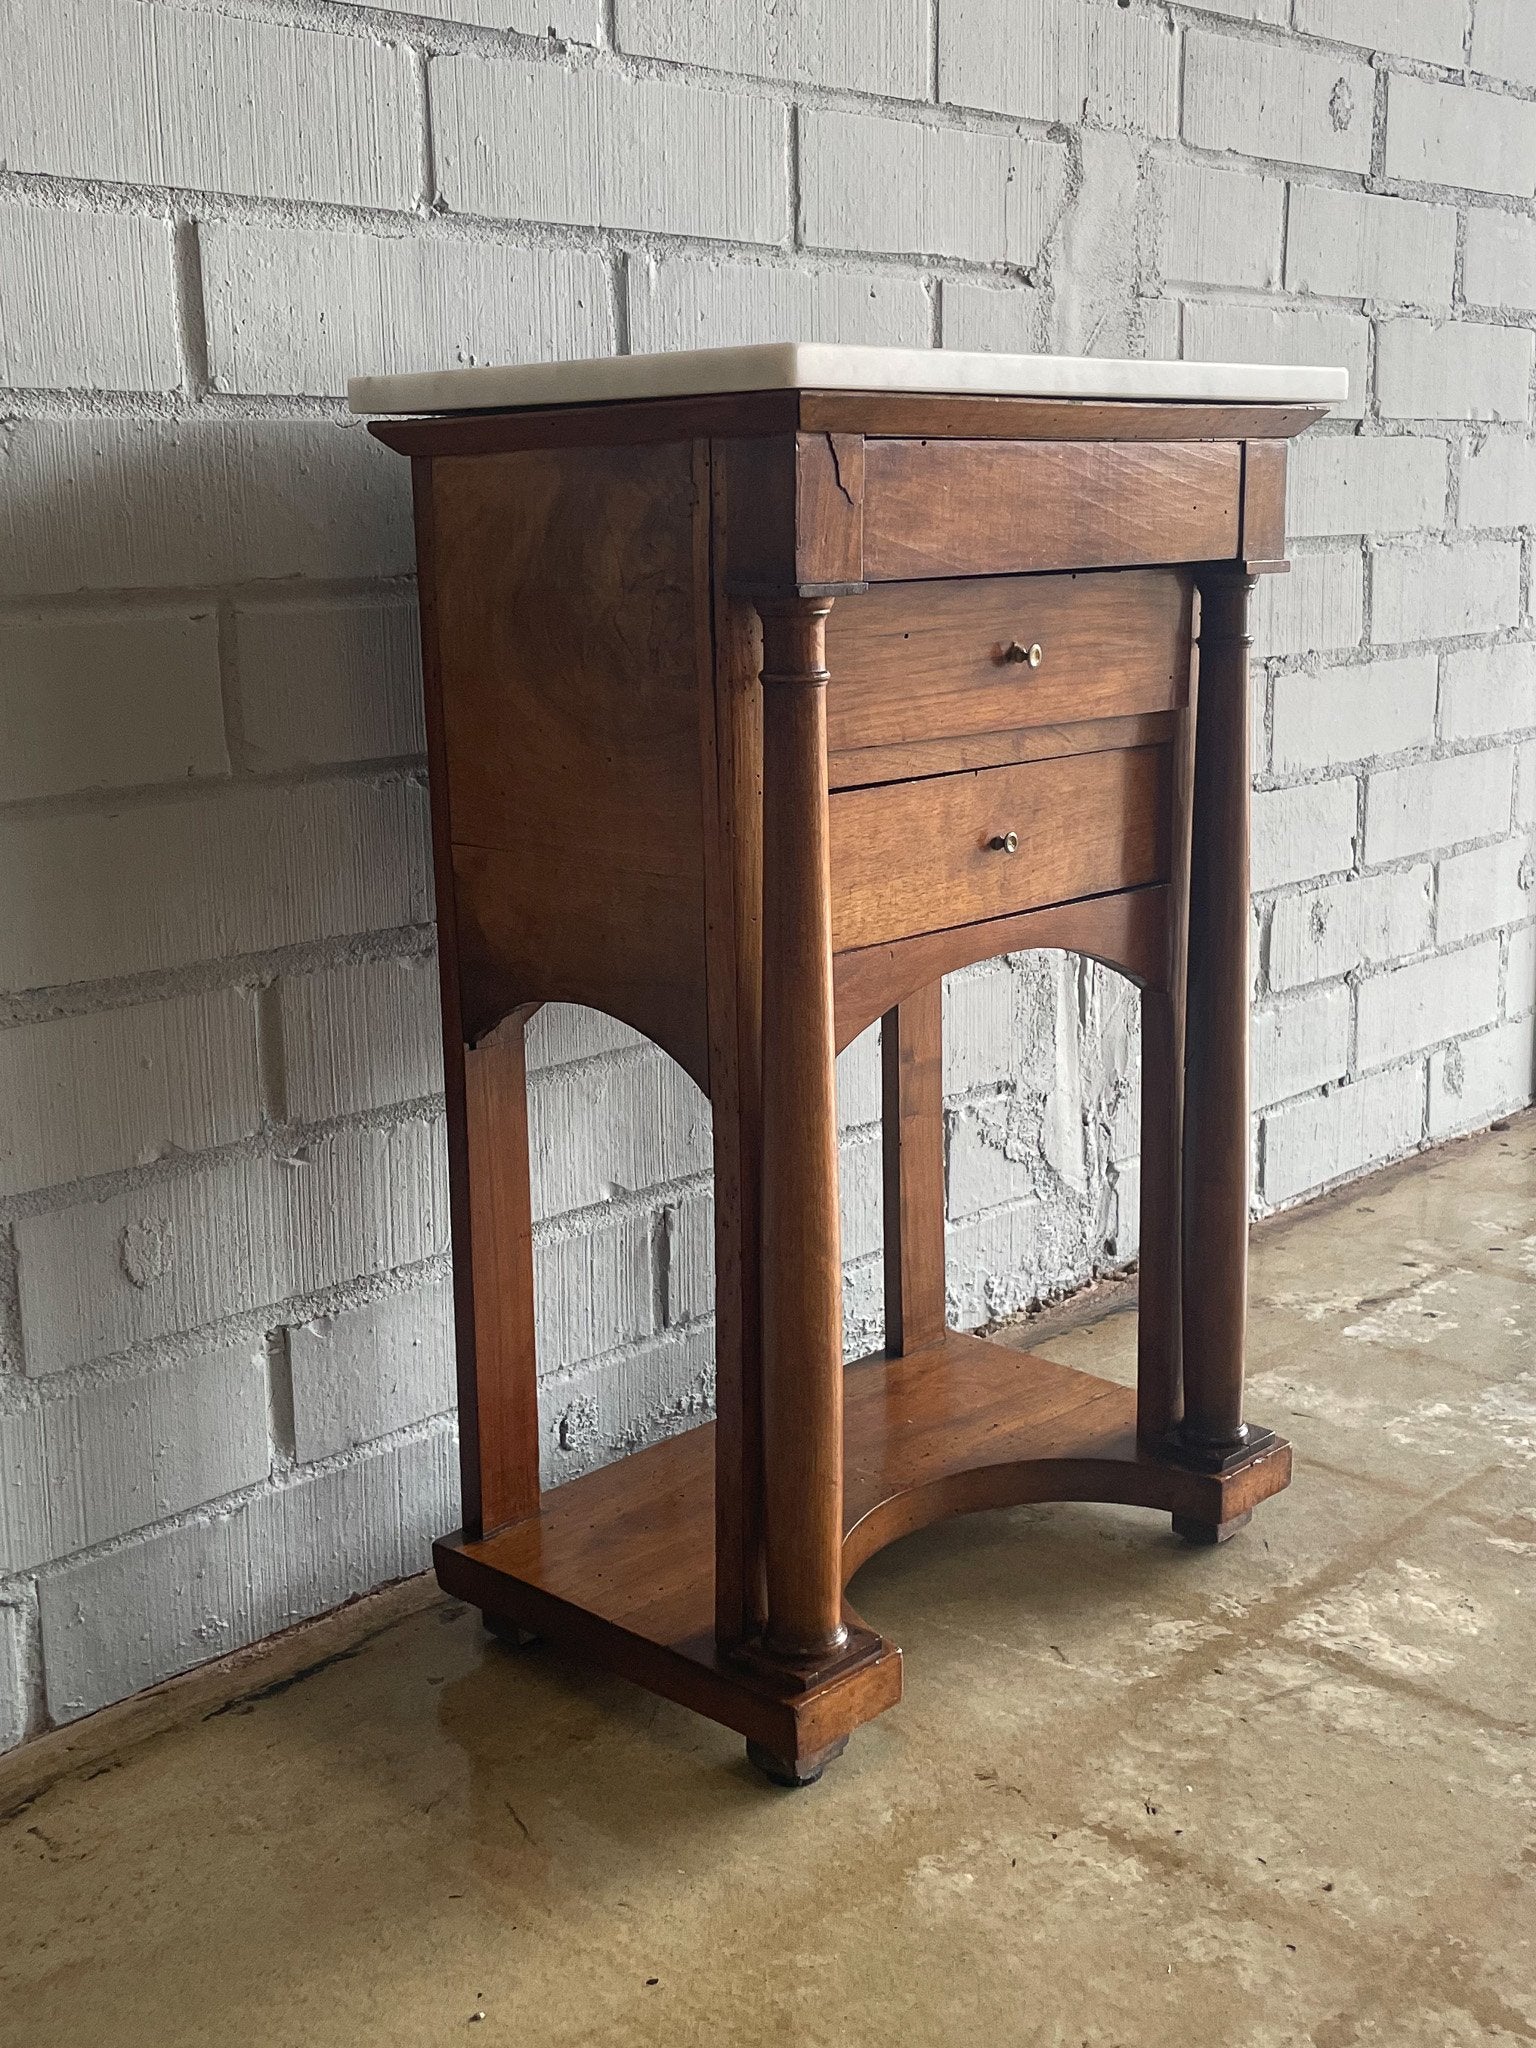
xmin=862 ymin=440 xmax=1242 ymax=579
xmin=426 ymin=442 xmax=710 ymax=1079
xmin=829 ymin=746 xmax=1172 ymax=954
xmin=824 ymin=567 xmax=1192 ymax=753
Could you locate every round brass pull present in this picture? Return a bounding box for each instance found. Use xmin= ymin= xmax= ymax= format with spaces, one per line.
xmin=989 ymin=831 xmax=1020 ymax=855
xmin=1003 ymin=640 xmax=1044 ymax=668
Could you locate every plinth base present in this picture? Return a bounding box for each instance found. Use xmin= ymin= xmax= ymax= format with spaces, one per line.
xmin=435 ymin=1331 xmax=1290 ymax=1776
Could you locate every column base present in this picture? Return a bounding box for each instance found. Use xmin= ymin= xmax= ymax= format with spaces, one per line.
xmin=1163 ymin=1421 xmax=1280 ymax=1475
xmin=729 ymin=1620 xmax=886 ymax=1695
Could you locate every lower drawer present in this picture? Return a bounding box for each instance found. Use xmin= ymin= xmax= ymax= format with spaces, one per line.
xmin=828 ymin=747 xmax=1171 ymax=954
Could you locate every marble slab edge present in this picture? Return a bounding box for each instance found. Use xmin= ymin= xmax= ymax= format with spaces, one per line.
xmin=348 ymin=340 xmax=1350 ymax=418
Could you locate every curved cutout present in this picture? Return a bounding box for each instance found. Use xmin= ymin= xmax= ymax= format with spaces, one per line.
xmin=455 ymin=928 xmax=712 ymax=1095
xmin=833 ymin=884 xmax=1169 ymax=1050
xmin=842 ymin=1456 xmax=1198 ymax=1582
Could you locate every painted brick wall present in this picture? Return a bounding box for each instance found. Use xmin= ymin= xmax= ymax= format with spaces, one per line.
xmin=2 ymin=0 xmax=1533 ymax=1747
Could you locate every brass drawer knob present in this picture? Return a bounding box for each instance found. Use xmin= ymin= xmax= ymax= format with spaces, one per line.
xmin=989 ymin=831 xmax=1020 ymax=855
xmin=1003 ymin=640 xmax=1043 ymax=668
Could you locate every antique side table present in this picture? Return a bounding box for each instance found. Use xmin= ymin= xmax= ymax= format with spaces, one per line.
xmin=357 ymin=343 xmax=1343 ymax=1786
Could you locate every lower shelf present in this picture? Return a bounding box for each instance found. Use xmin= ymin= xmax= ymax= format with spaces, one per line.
xmin=435 ymin=1330 xmax=1290 ymax=1765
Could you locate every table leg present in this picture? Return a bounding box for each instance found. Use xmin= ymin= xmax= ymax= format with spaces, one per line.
xmin=445 ymin=1020 xmax=542 ymax=1543
xmin=882 ymin=982 xmax=947 ymax=1358
xmin=1136 ymin=987 xmax=1183 ymax=1447
xmin=756 ymin=594 xmax=849 ymax=1674
xmin=1180 ymin=567 xmax=1269 ymax=1478
xmin=751 ymin=593 xmax=889 ymax=1746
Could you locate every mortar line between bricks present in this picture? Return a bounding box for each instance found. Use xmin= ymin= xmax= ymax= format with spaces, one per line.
xmin=0 ymin=576 xmax=420 ymax=625
xmin=0 ymin=1091 xmax=452 ymax=1226
xmin=0 ymin=1250 xmax=456 ymax=1411
xmin=20 ymin=1409 xmax=460 ymax=1589
xmin=0 ymin=756 xmax=427 ymax=830
xmin=1170 ymin=6 xmax=1536 ymax=106
xmin=0 ymin=923 xmax=438 ymax=1031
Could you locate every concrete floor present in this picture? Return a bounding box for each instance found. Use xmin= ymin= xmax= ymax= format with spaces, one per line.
xmin=2 ymin=1118 xmax=1533 ymax=2048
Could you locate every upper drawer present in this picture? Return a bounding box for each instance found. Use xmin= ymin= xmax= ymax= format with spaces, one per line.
xmin=861 ymin=439 xmax=1241 ymax=579
xmin=829 ymin=747 xmax=1170 ymax=954
xmin=824 ymin=567 xmax=1191 ymax=757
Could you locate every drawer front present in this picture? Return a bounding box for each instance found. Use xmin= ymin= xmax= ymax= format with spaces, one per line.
xmin=861 ymin=439 xmax=1241 ymax=580
xmin=825 ymin=567 xmax=1191 ymax=758
xmin=829 ymin=747 xmax=1170 ymax=955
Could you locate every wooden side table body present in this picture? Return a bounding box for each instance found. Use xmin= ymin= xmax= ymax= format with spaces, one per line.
xmin=373 ymin=387 xmax=1319 ymax=1784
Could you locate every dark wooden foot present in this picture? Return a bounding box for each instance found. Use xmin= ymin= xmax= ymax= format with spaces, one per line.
xmin=482 ymin=1611 xmax=539 ymax=1648
xmin=746 ymin=1736 xmax=847 ymax=1788
xmin=1172 ymin=1509 xmax=1252 ymax=1546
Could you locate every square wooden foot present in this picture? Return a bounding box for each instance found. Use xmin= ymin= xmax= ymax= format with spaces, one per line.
xmin=747 ymin=1735 xmax=847 ymax=1787
xmin=1172 ymin=1509 xmax=1252 ymax=1546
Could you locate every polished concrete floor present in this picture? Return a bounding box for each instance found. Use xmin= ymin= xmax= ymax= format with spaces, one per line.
xmin=2 ymin=1118 xmax=1533 ymax=2048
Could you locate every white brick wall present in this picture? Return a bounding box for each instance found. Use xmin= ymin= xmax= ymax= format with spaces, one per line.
xmin=0 ymin=204 xmax=179 ymax=393
xmin=1385 ymin=76 xmax=1536 ymax=198
xmin=800 ymin=111 xmax=1064 ymax=264
xmin=0 ymin=611 xmax=227 ymax=802
xmin=1285 ymin=187 xmax=1457 ymax=307
xmin=1291 ymin=0 xmax=1467 ymax=69
xmin=434 ymin=59 xmax=788 ymax=243
xmin=620 ymin=0 xmax=926 ymax=97
xmin=1183 ymin=35 xmax=1374 ymax=173
xmin=203 ymin=226 xmax=615 ymax=399
xmin=1463 ymin=211 xmax=1536 ymax=313
xmin=939 ymin=0 xmax=1178 ymax=133
xmin=2 ymin=0 xmax=1534 ymax=1755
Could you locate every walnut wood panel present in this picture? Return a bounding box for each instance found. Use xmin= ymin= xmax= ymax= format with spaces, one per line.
xmin=451 ymin=842 xmax=711 ymax=1089
xmin=370 ymin=393 xmax=1324 ymax=461
xmin=840 ymin=1335 xmax=1291 ymax=1573
xmin=425 ymin=442 xmax=710 ymax=1073
xmin=833 ymin=884 xmax=1169 ymax=1049
xmin=861 ymin=440 xmax=1242 ymax=580
xmin=829 ymin=746 xmax=1171 ymax=954
xmin=720 ymin=432 xmax=864 ymax=594
xmin=825 ymin=568 xmax=1192 ymax=753
xmin=828 ymin=711 xmax=1175 ymax=791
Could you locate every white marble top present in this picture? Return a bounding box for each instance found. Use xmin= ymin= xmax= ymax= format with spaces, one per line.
xmin=348 ymin=342 xmax=1347 ymax=416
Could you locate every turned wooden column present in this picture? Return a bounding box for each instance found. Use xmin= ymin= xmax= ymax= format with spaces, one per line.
xmin=756 ymin=594 xmax=847 ymax=1665
xmin=1180 ymin=568 xmax=1258 ymax=1463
